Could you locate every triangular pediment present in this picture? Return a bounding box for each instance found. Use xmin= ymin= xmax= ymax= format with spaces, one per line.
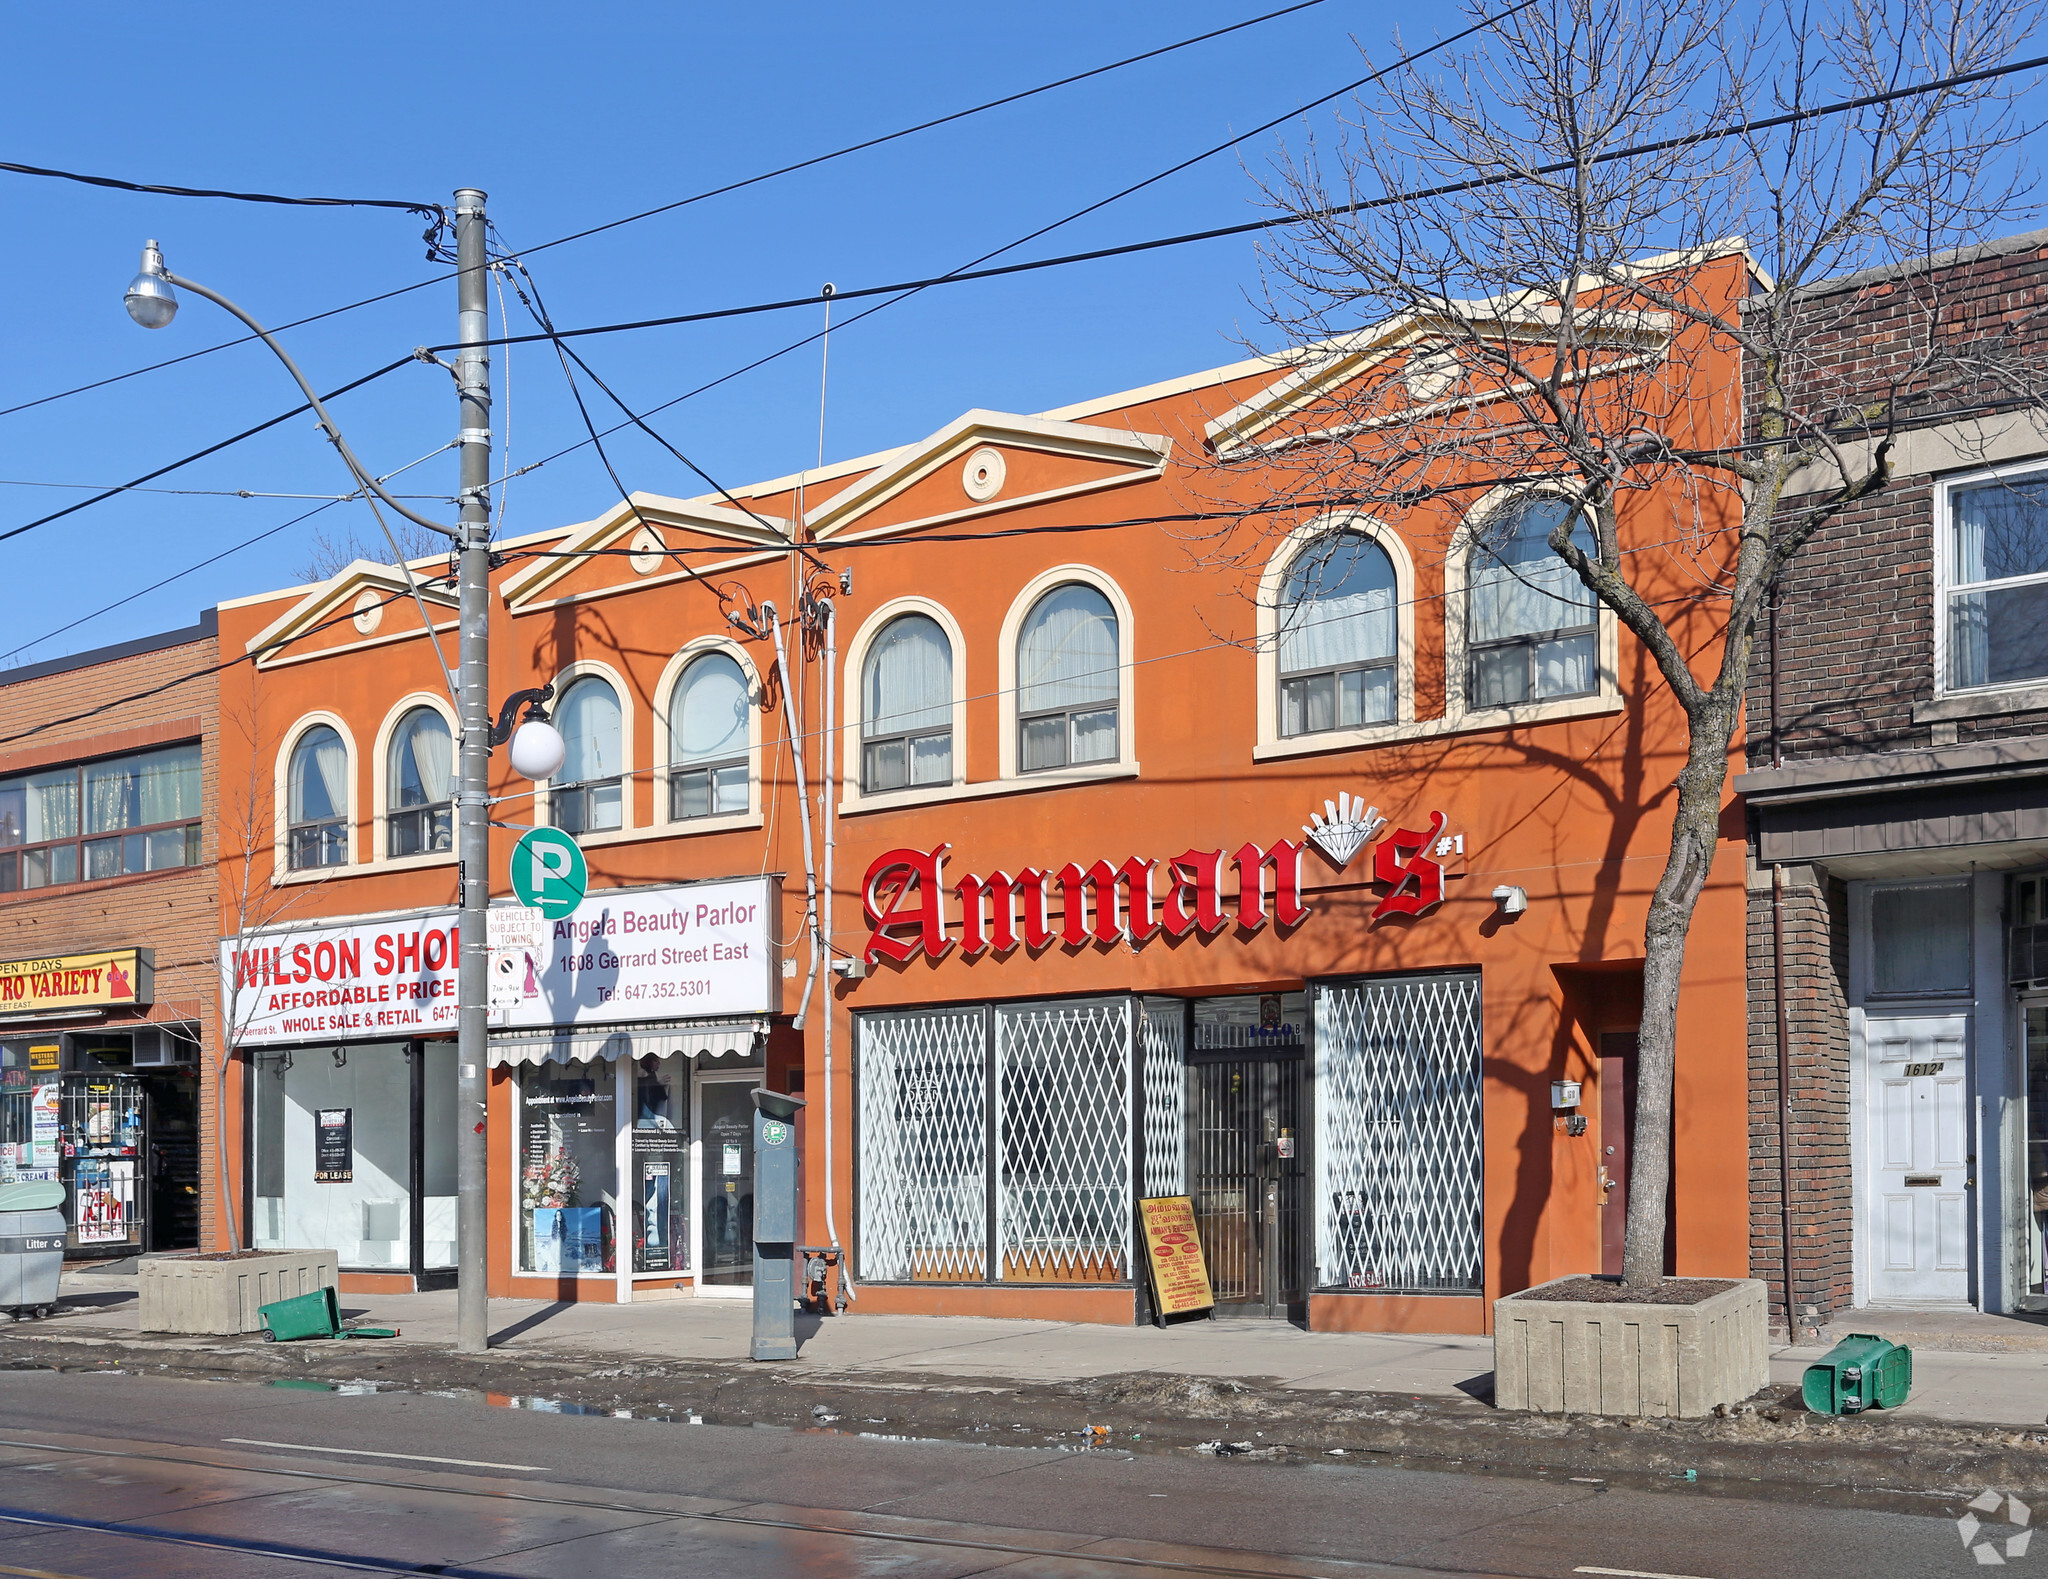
xmin=246 ymin=559 xmax=459 ymax=668
xmin=1207 ymin=300 xmax=1674 ymax=457
xmin=500 ymin=492 xmax=793 ymax=611
xmin=803 ymin=409 xmax=1172 ymax=541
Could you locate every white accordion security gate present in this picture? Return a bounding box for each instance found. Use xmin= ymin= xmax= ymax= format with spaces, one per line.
xmin=1313 ymin=973 xmax=1485 ymax=1295
xmin=854 ymin=995 xmax=1188 ymax=1288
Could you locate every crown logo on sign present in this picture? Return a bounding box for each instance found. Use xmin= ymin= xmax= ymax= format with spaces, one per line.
xmin=1303 ymin=792 xmax=1386 ymax=870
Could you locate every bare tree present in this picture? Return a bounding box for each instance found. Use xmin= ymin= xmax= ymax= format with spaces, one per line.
xmin=1213 ymin=0 xmax=2040 ymax=1287
xmin=297 ymin=519 xmax=448 ymax=585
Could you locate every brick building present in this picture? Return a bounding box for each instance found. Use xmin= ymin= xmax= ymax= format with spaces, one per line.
xmin=1741 ymin=226 xmax=2048 ymax=1326
xmin=0 ymin=613 xmax=220 ymax=1256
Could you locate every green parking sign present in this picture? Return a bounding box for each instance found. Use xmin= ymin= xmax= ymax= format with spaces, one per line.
xmin=511 ymin=827 xmax=587 ymax=919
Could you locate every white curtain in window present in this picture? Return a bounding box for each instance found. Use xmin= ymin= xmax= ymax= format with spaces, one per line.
xmin=1018 ymin=585 xmax=1117 ymax=712
xmin=1469 ymin=498 xmax=1597 ymax=642
xmin=137 ymin=745 xmax=201 ymax=825
xmin=556 ymin=678 xmax=622 ymax=784
xmin=1278 ymin=533 xmax=1396 ymax=673
xmin=23 ymin=769 xmax=78 ymax=842
xmin=392 ymin=710 xmax=453 ymax=807
xmin=672 ymin=654 xmax=749 ymax=763
xmin=85 ymin=760 xmax=128 ymax=834
xmin=864 ymin=615 xmax=952 ymax=738
xmin=291 ymin=727 xmax=347 ymax=824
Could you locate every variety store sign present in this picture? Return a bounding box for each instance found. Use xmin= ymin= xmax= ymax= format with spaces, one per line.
xmin=222 ymin=877 xmax=778 ymax=1046
xmin=0 ymin=948 xmax=152 ymax=1014
xmin=861 ymin=794 xmax=1458 ymax=965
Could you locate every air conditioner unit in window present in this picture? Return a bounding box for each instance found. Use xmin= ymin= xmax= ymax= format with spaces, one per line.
xmin=132 ymin=1028 xmax=193 ymax=1066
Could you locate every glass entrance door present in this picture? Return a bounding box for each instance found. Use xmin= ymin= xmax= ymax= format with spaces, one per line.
xmin=697 ymin=1077 xmax=755 ymax=1292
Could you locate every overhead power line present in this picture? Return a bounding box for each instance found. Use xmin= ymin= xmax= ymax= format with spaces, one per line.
xmin=0 ymin=157 xmax=442 ymax=216
xmin=0 ymin=2 xmax=1322 ymax=425
xmin=431 ymin=46 xmax=2048 ymax=356
xmin=0 ymin=354 xmax=415 ymax=546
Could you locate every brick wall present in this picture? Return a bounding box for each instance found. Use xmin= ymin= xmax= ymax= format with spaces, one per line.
xmin=1746 ymin=864 xmax=1854 ymax=1333
xmin=1745 ymin=231 xmax=2048 ymax=769
xmin=0 ymin=625 xmax=223 ymax=1249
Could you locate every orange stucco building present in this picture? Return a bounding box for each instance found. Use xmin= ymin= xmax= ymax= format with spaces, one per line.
xmin=209 ymin=250 xmax=1752 ymax=1330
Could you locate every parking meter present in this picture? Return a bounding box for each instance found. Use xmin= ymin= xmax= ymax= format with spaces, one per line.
xmin=750 ymin=1088 xmax=805 ymax=1361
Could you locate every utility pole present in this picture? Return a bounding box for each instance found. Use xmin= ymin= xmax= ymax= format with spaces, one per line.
xmin=453 ymin=188 xmax=493 ymax=1356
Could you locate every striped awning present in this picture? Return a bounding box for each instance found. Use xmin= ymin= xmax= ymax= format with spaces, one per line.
xmin=487 ymin=1017 xmax=765 ymax=1069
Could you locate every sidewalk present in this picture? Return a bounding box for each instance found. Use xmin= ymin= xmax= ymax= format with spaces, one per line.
xmin=43 ymin=1269 xmax=2048 ymax=1430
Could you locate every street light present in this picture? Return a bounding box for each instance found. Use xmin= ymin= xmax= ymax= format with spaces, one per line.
xmin=126 ymin=202 xmax=518 ymax=1356
xmin=124 ymin=241 xmax=178 ymax=329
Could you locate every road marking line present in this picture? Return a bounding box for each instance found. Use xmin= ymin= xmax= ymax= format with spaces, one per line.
xmin=0 ymin=1561 xmax=98 ymax=1579
xmin=1575 ymin=1568 xmax=1719 ymax=1579
xmin=223 ymin=1438 xmax=545 ymax=1471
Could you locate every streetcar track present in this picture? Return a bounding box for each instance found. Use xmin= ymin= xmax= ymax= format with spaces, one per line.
xmin=0 ymin=1432 xmax=1528 ymax=1579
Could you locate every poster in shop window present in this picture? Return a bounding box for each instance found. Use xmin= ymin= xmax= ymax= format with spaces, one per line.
xmin=1138 ymin=1195 xmax=1216 ymax=1317
xmin=314 ymin=1108 xmax=354 ymax=1183
xmin=75 ymin=1158 xmax=133 ymax=1244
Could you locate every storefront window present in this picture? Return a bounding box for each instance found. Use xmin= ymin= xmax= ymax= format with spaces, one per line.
xmin=855 ymin=997 xmax=1142 ymax=1286
xmin=420 ymin=1042 xmax=456 ymax=1269
xmin=1869 ymin=882 xmax=1971 ymax=996
xmin=632 ymin=1054 xmax=689 ymax=1274
xmin=518 ymin=1062 xmax=617 ymax=1274
xmin=250 ymin=1042 xmax=415 ymax=1269
xmin=2027 ymin=1005 xmax=2048 ymax=1298
xmin=1315 ymin=973 xmax=1484 ymax=1295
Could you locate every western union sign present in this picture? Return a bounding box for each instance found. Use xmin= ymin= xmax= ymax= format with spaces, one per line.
xmin=0 ymin=948 xmax=152 ymax=1014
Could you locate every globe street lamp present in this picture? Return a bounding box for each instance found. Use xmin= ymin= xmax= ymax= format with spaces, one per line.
xmin=128 ymin=203 xmax=552 ymax=1355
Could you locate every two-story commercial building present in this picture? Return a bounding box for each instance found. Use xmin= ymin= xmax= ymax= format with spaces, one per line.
xmin=1741 ymin=226 xmax=2048 ymax=1326
xmin=0 ymin=614 xmax=219 ymax=1259
xmin=208 ymin=247 xmax=1755 ymax=1327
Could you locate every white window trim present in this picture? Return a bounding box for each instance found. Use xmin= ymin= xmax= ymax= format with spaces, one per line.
xmin=1255 ymin=514 xmax=1417 ymax=755
xmin=996 ymin=564 xmax=1138 ymax=782
xmin=273 ymin=711 xmax=360 ymax=885
xmin=1932 ymin=455 xmax=2048 ymax=700
xmin=534 ymin=659 xmax=636 ymax=836
xmin=651 ymin=637 xmax=765 ymax=835
xmin=1443 ymin=482 xmax=1618 ymax=727
xmin=839 ymin=597 xmax=968 ymax=811
xmin=369 ymin=692 xmax=460 ymax=869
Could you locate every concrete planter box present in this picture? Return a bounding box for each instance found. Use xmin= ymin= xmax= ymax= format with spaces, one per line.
xmin=139 ymin=1250 xmax=339 ymax=1335
xmin=1493 ymin=1276 xmax=1770 ymax=1418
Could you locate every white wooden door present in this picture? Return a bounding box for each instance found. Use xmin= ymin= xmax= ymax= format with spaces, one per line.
xmin=1865 ymin=1016 xmax=1971 ymax=1305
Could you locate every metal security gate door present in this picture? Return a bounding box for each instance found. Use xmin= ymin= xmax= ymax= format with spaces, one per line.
xmin=1188 ymin=1054 xmax=1306 ymax=1316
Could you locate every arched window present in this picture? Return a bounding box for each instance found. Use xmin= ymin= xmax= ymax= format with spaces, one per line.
xmin=861 ymin=614 xmax=953 ymax=792
xmin=287 ymin=725 xmax=348 ymax=870
xmin=1277 ymin=532 xmax=1398 ymax=736
xmin=551 ymin=676 xmax=624 ymax=836
xmin=1016 ymin=584 xmax=1119 ymax=773
xmin=1467 ymin=496 xmax=1600 ymax=707
xmin=668 ymin=653 xmax=749 ymax=820
xmin=387 ymin=707 xmax=454 ymax=856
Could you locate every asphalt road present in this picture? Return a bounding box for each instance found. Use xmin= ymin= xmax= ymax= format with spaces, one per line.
xmin=0 ymin=1370 xmax=1997 ymax=1579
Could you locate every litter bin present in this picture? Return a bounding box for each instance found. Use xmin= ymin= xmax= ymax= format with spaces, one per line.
xmin=1801 ymin=1332 xmax=1912 ymax=1415
xmin=0 ymin=1180 xmax=68 ymax=1318
xmin=257 ymin=1287 xmax=398 ymax=1342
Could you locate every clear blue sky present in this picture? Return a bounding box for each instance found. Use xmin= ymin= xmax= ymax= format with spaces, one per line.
xmin=0 ymin=1 xmax=1422 ymax=665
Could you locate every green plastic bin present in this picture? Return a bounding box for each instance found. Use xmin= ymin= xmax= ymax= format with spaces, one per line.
xmin=257 ymin=1287 xmax=399 ymax=1342
xmin=1800 ymin=1332 xmax=1912 ymax=1414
